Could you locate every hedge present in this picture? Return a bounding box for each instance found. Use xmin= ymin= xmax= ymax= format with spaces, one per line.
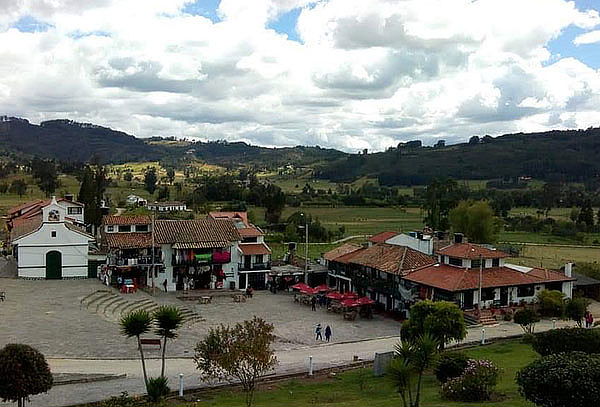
xmin=532 ymin=327 xmax=600 ymax=356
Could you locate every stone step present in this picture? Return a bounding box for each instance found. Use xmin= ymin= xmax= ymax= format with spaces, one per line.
xmin=80 ymin=290 xmax=110 ymax=305
xmin=83 ymin=291 xmax=113 ymax=308
xmin=104 ymin=299 xmax=129 ymax=320
xmin=94 ymin=294 xmax=120 ymax=313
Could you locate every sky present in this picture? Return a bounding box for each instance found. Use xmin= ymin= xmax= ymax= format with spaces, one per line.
xmin=1 ymin=0 xmax=599 ymax=152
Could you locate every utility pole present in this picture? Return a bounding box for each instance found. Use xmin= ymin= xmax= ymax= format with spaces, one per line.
xmin=151 ymin=209 xmax=155 ymax=291
xmin=478 ymin=253 xmax=483 ymax=309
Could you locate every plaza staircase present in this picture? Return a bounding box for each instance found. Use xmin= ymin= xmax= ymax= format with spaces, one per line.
xmin=80 ymin=289 xmax=203 ymax=326
xmin=477 ymin=309 xmax=499 ymax=326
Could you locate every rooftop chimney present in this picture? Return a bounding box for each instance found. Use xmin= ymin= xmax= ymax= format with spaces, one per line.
xmin=64 ymin=193 xmax=74 ymax=201
xmin=565 ymin=262 xmax=573 ymax=278
xmin=454 ymin=233 xmax=464 ymax=244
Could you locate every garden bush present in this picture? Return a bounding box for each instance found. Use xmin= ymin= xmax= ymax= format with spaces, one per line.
xmin=146 ymin=377 xmax=169 ymax=402
xmin=517 ymin=352 xmax=600 ymax=407
xmin=532 ymin=327 xmax=600 ymax=356
xmin=536 ymin=290 xmax=565 ymax=317
xmin=441 ymin=359 xmax=500 ymax=402
xmin=513 ymin=308 xmax=540 ymax=334
xmin=434 ymin=352 xmax=469 ymax=383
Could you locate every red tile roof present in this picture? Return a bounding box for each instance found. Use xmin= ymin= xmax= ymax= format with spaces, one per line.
xmin=7 ymin=198 xmax=83 ymax=217
xmin=404 ymin=264 xmax=574 ymax=292
xmin=239 ymin=227 xmax=264 ymax=238
xmin=103 ymin=215 xmax=151 ymax=225
xmin=436 ymin=242 xmax=508 ymax=259
xmin=239 ymin=243 xmax=271 ymax=255
xmin=155 ymin=219 xmax=241 ymax=244
xmin=104 ymin=233 xmax=154 ymax=249
xmin=334 ymin=244 xmax=435 ymax=276
xmin=369 ymin=231 xmax=399 ymax=243
xmin=208 ymin=211 xmax=249 ymax=226
xmin=10 ymin=214 xmax=42 ymax=240
xmin=323 ymin=243 xmax=363 ymax=261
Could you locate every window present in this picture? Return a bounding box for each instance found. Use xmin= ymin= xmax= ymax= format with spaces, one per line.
xmin=492 ymin=258 xmax=500 ymax=267
xmin=471 ymin=259 xmax=482 ymax=269
xmin=51 ymin=231 xmax=57 ymax=238
xmin=136 ymin=225 xmax=148 ymax=232
xmin=449 ymin=257 xmax=462 ymax=267
xmin=107 ymin=225 xmax=114 ymax=232
xmin=256 ymin=254 xmax=264 ymax=264
xmin=118 ymin=225 xmax=131 ymax=232
xmin=482 ymin=288 xmax=495 ymax=301
xmin=517 ymin=285 xmax=535 ymax=297
xmin=67 ymin=207 xmax=82 ymax=215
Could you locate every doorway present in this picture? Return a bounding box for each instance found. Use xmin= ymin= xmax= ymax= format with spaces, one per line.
xmin=500 ymin=287 xmax=509 ymax=306
xmin=463 ymin=290 xmax=474 ymax=309
xmin=46 ymin=251 xmax=62 ymax=280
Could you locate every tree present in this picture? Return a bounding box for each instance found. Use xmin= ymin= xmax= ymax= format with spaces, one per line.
xmin=578 ymin=200 xmax=595 ymax=229
xmin=422 ymin=178 xmax=466 ymax=231
xmin=263 ymin=185 xmax=286 ymax=224
xmin=194 ymin=317 xmax=277 ymax=407
xmin=157 ymin=185 xmax=170 ymax=201
xmin=166 ymin=167 xmax=175 ymax=184
xmin=388 ymin=334 xmax=439 ymax=407
xmin=144 ymin=167 xmax=158 ymax=195
xmin=565 ymin=297 xmax=591 ymax=327
xmin=153 ymin=306 xmax=184 ymax=378
xmin=468 ymin=136 xmax=480 ymax=145
xmin=0 ymin=183 xmax=8 ymax=194
xmin=123 ymin=171 xmax=133 ymax=182
xmin=120 ymin=310 xmax=153 ymax=389
xmin=78 ymin=165 xmax=108 ymax=231
xmin=401 ymin=301 xmax=466 ymax=350
xmin=536 ymin=290 xmax=565 ymax=317
xmin=30 ymin=158 xmax=59 ymax=196
xmin=513 ymin=308 xmax=540 ymax=334
xmin=517 ymin=352 xmax=600 ymax=407
xmin=0 ymin=344 xmax=53 ymax=407
xmin=448 ymin=200 xmax=500 ymax=243
xmin=9 ymin=179 xmax=27 ymax=197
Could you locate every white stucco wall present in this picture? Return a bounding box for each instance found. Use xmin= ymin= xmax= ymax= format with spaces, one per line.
xmin=386 ymin=234 xmax=433 ymax=255
xmin=14 ymin=223 xmax=90 ymax=278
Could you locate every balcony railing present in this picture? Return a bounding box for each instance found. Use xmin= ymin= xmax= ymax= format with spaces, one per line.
xmin=109 ymin=256 xmax=163 ymax=266
xmin=238 ymin=262 xmax=271 ymax=272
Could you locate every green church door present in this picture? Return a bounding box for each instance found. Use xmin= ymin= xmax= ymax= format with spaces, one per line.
xmin=46 ymin=251 xmax=62 ymax=280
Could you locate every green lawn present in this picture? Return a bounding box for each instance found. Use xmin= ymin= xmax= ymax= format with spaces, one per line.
xmin=157 ymin=340 xmax=536 ymax=407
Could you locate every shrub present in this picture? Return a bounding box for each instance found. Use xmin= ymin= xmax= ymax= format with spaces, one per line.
xmin=434 ymin=352 xmax=469 ymax=383
xmin=536 ymin=290 xmax=565 ymax=317
xmin=565 ymin=297 xmax=591 ymax=327
xmin=517 ymin=352 xmax=600 ymax=407
xmin=513 ymin=308 xmax=540 ymax=334
xmin=532 ymin=327 xmax=600 ymax=356
xmin=441 ymin=359 xmax=500 ymax=401
xmin=146 ymin=377 xmax=169 ymax=402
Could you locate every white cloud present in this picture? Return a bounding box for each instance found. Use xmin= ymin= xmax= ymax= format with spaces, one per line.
xmin=574 ymin=29 xmax=600 ymax=45
xmin=0 ymin=0 xmax=599 ymax=152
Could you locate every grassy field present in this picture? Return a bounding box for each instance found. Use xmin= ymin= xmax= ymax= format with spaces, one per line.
xmin=148 ymin=340 xmax=535 ymax=407
xmin=509 ymin=244 xmax=600 ymax=269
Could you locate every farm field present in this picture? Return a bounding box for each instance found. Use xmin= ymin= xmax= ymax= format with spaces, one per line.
xmin=509 ymin=244 xmax=600 ymax=269
xmin=126 ymin=340 xmax=535 ymax=407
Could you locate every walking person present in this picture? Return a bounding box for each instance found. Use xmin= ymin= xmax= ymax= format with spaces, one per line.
xmin=315 ymin=323 xmax=323 ymax=341
xmin=311 ymin=296 xmax=317 ymax=311
xmin=162 ymin=279 xmax=168 ymax=292
xmin=325 ymin=325 xmax=332 ymax=342
xmin=585 ymin=311 xmax=594 ymax=328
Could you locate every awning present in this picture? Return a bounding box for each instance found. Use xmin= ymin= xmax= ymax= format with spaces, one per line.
xmin=172 ymin=242 xmax=229 ymax=249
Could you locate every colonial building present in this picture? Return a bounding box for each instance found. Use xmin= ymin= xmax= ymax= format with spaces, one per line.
xmin=403 ymin=240 xmax=575 ymax=309
xmin=147 ymin=201 xmax=187 ymax=212
xmin=325 ymin=243 xmax=435 ymax=311
xmin=8 ymin=196 xmax=93 ymax=279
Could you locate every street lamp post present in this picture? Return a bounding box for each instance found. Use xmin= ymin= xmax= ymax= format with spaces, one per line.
xmin=478 ymin=253 xmax=483 ymax=309
xmin=299 ymin=213 xmax=309 ymax=283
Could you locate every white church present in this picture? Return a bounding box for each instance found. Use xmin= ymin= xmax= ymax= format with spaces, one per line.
xmin=9 ymin=196 xmax=94 ymax=279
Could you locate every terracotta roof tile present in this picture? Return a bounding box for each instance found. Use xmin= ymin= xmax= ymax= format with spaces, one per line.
xmin=404 ymin=264 xmax=574 ymax=292
xmin=323 ymin=243 xmax=363 ymax=261
xmin=436 ymin=243 xmax=508 ymax=259
xmin=10 ymin=214 xmax=42 ymax=240
xmin=369 ymin=231 xmax=399 ymax=243
xmin=104 ymin=215 xmax=151 ymax=225
xmin=208 ymin=211 xmax=249 ymax=226
xmin=347 ymin=244 xmax=435 ymax=275
xmin=155 ymin=219 xmax=241 ymax=244
xmin=104 ymin=233 xmax=154 ymax=249
xmin=239 ymin=243 xmax=271 ymax=255
xmin=239 ymin=227 xmax=264 ymax=238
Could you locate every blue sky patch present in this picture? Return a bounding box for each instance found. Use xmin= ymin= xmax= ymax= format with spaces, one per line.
xmin=11 ymin=15 xmax=53 ymax=33
xmin=268 ymin=8 xmax=302 ymax=42
xmin=183 ymin=0 xmax=222 ymax=22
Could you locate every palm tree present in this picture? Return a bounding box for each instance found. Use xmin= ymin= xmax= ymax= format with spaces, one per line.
xmin=153 ymin=306 xmax=184 ymax=378
xmin=388 ymin=334 xmax=439 ymax=407
xmin=120 ymin=310 xmax=152 ymax=387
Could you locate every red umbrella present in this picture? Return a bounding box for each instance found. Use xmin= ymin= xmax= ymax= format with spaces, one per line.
xmin=291 ymin=283 xmax=310 ymax=291
xmin=326 ymin=291 xmax=344 ymax=300
xmin=313 ymin=284 xmax=332 ymax=293
xmin=342 ymin=292 xmax=359 ymax=300
xmin=356 ymin=296 xmax=376 ymax=306
xmin=300 ymin=287 xmax=318 ymax=295
xmin=340 ymin=299 xmax=359 ymax=308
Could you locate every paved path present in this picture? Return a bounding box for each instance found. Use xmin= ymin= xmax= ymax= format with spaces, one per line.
xmin=5 ymin=318 xmax=578 ymax=407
